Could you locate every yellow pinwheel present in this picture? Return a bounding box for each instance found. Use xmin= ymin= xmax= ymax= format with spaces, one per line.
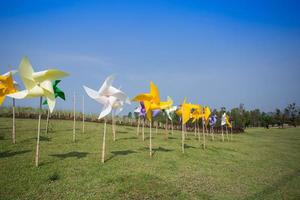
xmin=203 ymin=106 xmax=211 ymax=125
xmin=226 ymin=114 xmax=232 ymax=128
xmin=191 ymin=105 xmax=203 ymax=123
xmin=0 ymin=71 xmax=18 ymax=105
xmin=132 ymin=81 xmax=173 ymax=121
xmin=132 ymin=81 xmax=173 ymax=157
xmin=176 ymin=98 xmax=198 ymax=153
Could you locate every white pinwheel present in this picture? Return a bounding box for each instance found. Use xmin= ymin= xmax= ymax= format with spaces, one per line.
xmin=165 ymin=105 xmax=178 ymax=121
xmin=83 ymin=75 xmax=130 ymax=119
xmin=83 ymin=75 xmax=130 ymax=163
xmin=8 ymin=57 xmax=69 ymax=113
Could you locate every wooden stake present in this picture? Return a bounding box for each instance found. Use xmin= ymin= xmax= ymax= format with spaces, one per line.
xmin=101 ymin=119 xmax=107 ymax=163
xmin=181 ymin=121 xmax=185 ymax=153
xmin=45 ymin=108 xmax=50 ymax=134
xmin=171 ymin=120 xmax=174 ymax=135
xmin=112 ymin=111 xmax=116 ymax=141
xmin=35 ymin=97 xmax=42 ymax=167
xmin=149 ymin=120 xmax=152 ymax=157
xmin=82 ymin=95 xmax=85 ymax=133
xmin=12 ymin=98 xmax=16 ymax=144
xmin=226 ymin=125 xmax=229 ymax=141
xmin=197 ymin=120 xmax=201 ymax=141
xmin=142 ymin=118 xmax=145 ymax=141
xmin=221 ymin=125 xmax=224 ymax=142
xmin=73 ymin=91 xmax=76 ymax=142
xmin=202 ymin=118 xmax=206 ymax=149
xmin=137 ymin=116 xmax=140 ymax=136
xmin=164 ymin=117 xmax=168 ymax=140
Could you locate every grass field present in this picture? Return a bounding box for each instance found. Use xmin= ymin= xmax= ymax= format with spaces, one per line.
xmin=0 ymin=117 xmax=299 ymax=200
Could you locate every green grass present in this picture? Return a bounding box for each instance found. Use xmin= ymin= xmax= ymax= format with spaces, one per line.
xmin=0 ymin=117 xmax=299 ymax=200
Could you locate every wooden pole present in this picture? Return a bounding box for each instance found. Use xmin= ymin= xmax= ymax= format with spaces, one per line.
xmin=12 ymin=98 xmax=16 ymax=144
xmin=142 ymin=118 xmax=145 ymax=141
xmin=197 ymin=120 xmax=201 ymax=141
xmin=82 ymin=95 xmax=85 ymax=133
xmin=35 ymin=96 xmax=42 ymax=167
xmin=221 ymin=125 xmax=224 ymax=142
xmin=165 ymin=117 xmax=168 ymax=140
xmin=73 ymin=91 xmax=76 ymax=142
xmin=226 ymin=125 xmax=229 ymax=141
xmin=137 ymin=116 xmax=140 ymax=136
xmin=181 ymin=121 xmax=185 ymax=153
xmin=101 ymin=119 xmax=107 ymax=163
xmin=112 ymin=111 xmax=116 ymax=141
xmin=155 ymin=121 xmax=158 ymax=135
xmin=149 ymin=120 xmax=152 ymax=157
xmin=194 ymin=123 xmax=197 ymax=136
xmin=230 ymin=126 xmax=233 ymax=141
xmin=171 ymin=120 xmax=174 ymax=135
xmin=202 ymin=118 xmax=206 ymax=149
xmin=45 ymin=108 xmax=50 ymax=134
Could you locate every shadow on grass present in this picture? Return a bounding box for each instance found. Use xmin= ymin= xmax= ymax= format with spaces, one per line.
xmin=117 ymin=131 xmax=129 ymax=134
xmin=40 ymin=136 xmax=51 ymax=141
xmin=0 ymin=150 xmax=31 ymax=158
xmin=106 ymin=150 xmax=137 ymax=162
xmin=184 ymin=144 xmax=196 ymax=149
xmin=50 ymin=151 xmax=89 ymax=159
xmin=118 ymin=136 xmax=137 ymax=141
xmin=244 ymin=170 xmax=300 ymax=200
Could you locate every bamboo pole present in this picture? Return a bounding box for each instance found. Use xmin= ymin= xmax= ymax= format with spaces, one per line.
xmin=181 ymin=121 xmax=185 ymax=153
xmin=197 ymin=120 xmax=201 ymax=141
xmin=82 ymin=95 xmax=85 ymax=133
xmin=149 ymin=120 xmax=152 ymax=157
xmin=35 ymin=97 xmax=42 ymax=167
xmin=142 ymin=118 xmax=145 ymax=141
xmin=73 ymin=91 xmax=76 ymax=142
xmin=164 ymin=117 xmax=168 ymax=140
xmin=45 ymin=108 xmax=50 ymax=134
xmin=12 ymin=98 xmax=16 ymax=144
xmin=202 ymin=118 xmax=206 ymax=149
xmin=171 ymin=120 xmax=174 ymax=135
xmin=112 ymin=111 xmax=116 ymax=141
xmin=221 ymin=125 xmax=224 ymax=142
xmin=137 ymin=116 xmax=140 ymax=136
xmin=226 ymin=125 xmax=229 ymax=141
xmin=101 ymin=119 xmax=107 ymax=163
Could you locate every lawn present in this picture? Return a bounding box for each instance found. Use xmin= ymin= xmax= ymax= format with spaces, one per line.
xmin=0 ymin=117 xmax=299 ymax=200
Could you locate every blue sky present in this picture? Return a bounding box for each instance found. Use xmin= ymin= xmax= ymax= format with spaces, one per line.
xmin=1 ymin=0 xmax=300 ymax=115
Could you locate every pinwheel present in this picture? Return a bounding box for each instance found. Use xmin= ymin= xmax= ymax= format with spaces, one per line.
xmin=164 ymin=106 xmax=178 ymax=135
xmin=8 ymin=56 xmax=69 ymax=167
xmin=203 ymin=106 xmax=211 ymax=143
xmin=175 ymin=98 xmax=197 ymax=153
xmin=0 ymin=70 xmax=18 ymax=144
xmin=226 ymin=114 xmax=233 ymax=140
xmin=209 ymin=114 xmax=217 ymax=140
xmin=132 ymin=81 xmax=173 ymax=157
xmin=83 ymin=75 xmax=130 ymax=163
xmin=222 ymin=113 xmax=232 ymax=141
xmin=221 ymin=113 xmax=227 ymax=142
xmin=190 ymin=105 xmax=203 ymax=141
xmin=134 ymin=102 xmax=146 ymax=139
xmin=42 ymin=80 xmax=66 ymax=134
